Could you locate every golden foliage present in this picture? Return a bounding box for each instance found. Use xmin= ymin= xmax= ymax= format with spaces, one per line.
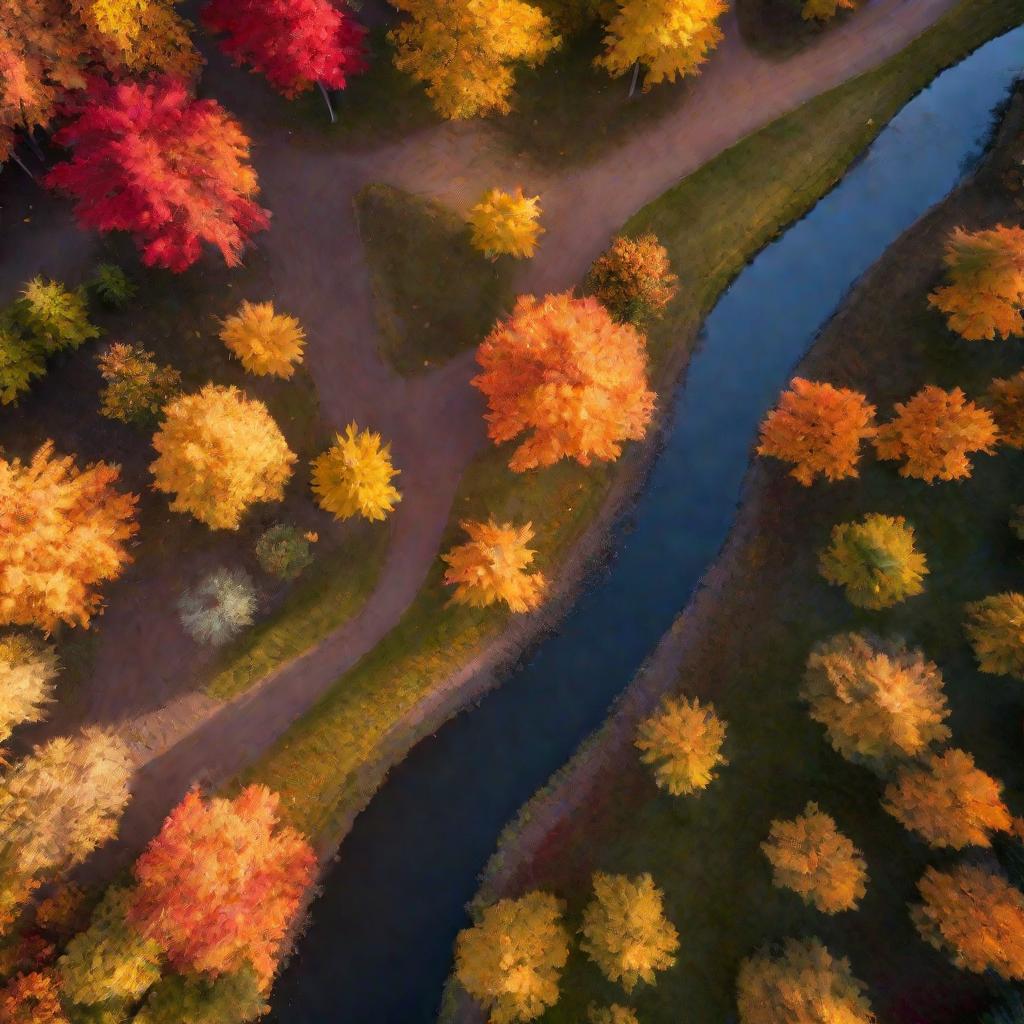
xmin=986 ymin=370 xmax=1024 ymax=447
xmin=928 ymin=225 xmax=1024 ymax=341
xmin=736 ymin=937 xmax=876 ymax=1024
xmin=596 ymin=0 xmax=727 ymax=88
xmin=757 ymin=378 xmax=877 ymax=486
xmin=0 ymin=442 xmax=137 ymax=631
xmin=586 ymin=233 xmax=678 ymax=326
xmin=0 ymin=634 xmax=55 ymax=746
xmin=0 ymin=971 xmax=68 ymax=1024
xmin=588 ymin=1007 xmax=639 ymax=1024
xmin=390 ymin=0 xmax=559 ymax=119
xmin=635 ymin=695 xmax=727 ymax=796
xmin=150 ymin=384 xmax=295 ymax=530
xmin=801 ymin=0 xmax=855 ymax=20
xmin=761 ymin=802 xmax=867 ymax=913
xmin=818 ymin=513 xmax=927 ymax=610
xmin=442 ymin=519 xmax=546 ymax=613
xmin=912 ymin=864 xmax=1024 ymax=979
xmin=964 ymin=592 xmax=1024 ymax=678
xmin=801 ymin=633 xmax=950 ymax=765
xmin=219 ymin=300 xmax=307 ymax=379
xmin=873 ymin=385 xmax=997 ymax=482
xmin=883 ymin=748 xmax=1011 ymax=849
xmin=580 ymin=872 xmax=678 ymax=992
xmin=454 ymin=891 xmax=569 ymax=1024
xmin=473 ymin=292 xmax=655 ymax=472
xmin=311 ymin=422 xmax=401 ymax=522
xmin=469 ymin=188 xmax=544 ymax=260
xmin=97 ymin=342 xmax=180 ymax=424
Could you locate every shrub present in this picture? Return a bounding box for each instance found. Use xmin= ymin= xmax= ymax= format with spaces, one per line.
xmin=586 ymin=233 xmax=678 ymax=326
xmin=219 ymin=300 xmax=306 ymax=379
xmin=468 ymin=188 xmax=544 ymax=260
xmin=178 ymin=568 xmax=257 ymax=646
xmin=96 ymin=342 xmax=181 ymax=425
xmin=254 ymin=524 xmax=314 ymax=582
xmin=635 ymin=695 xmax=728 ymax=796
xmin=965 ymin=593 xmax=1024 ymax=678
xmin=12 ymin=278 xmax=99 ymax=355
xmin=311 ymin=423 xmax=401 ymax=523
xmin=88 ymin=264 xmax=137 ymax=310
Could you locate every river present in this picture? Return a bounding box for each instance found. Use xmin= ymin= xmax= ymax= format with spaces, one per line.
xmin=269 ymin=28 xmax=1024 ymax=1023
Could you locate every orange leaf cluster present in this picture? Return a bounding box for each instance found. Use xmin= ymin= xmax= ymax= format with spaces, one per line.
xmin=0 ymin=971 xmax=66 ymax=1024
xmin=986 ymin=370 xmax=1024 ymax=447
xmin=964 ymin=592 xmax=1024 ymax=678
xmin=586 ymin=233 xmax=678 ymax=326
xmin=757 ymin=378 xmax=876 ymax=485
xmin=473 ymin=293 xmax=655 ymax=472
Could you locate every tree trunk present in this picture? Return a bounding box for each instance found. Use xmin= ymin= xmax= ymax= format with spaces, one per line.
xmin=9 ymin=148 xmax=35 ymax=181
xmin=318 ymin=81 xmax=337 ymax=124
xmin=628 ymin=61 xmax=642 ymax=98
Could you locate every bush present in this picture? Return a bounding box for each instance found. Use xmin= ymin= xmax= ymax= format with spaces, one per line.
xmin=586 ymin=233 xmax=678 ymax=326
xmin=254 ymin=525 xmax=314 ymax=582
xmin=88 ymin=264 xmax=137 ymax=311
xmin=96 ymin=343 xmax=181 ymax=426
xmin=178 ymin=569 xmax=257 ymax=646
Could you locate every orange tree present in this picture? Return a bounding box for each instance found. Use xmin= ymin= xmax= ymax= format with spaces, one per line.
xmin=964 ymin=592 xmax=1024 ymax=678
xmin=586 ymin=234 xmax=678 ymax=326
xmin=634 ymin=695 xmax=728 ymax=796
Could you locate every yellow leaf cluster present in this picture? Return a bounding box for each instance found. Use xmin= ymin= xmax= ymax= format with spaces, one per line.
xmin=469 ymin=188 xmax=544 ymax=260
xmin=150 ymin=384 xmax=295 ymax=530
xmin=442 ymin=519 xmax=546 ymax=613
xmin=883 ymin=748 xmax=1011 ymax=849
xmin=801 ymin=633 xmax=950 ymax=765
xmin=219 ymin=300 xmax=307 ymax=380
xmin=454 ymin=891 xmax=569 ymax=1024
xmin=0 ymin=442 xmax=138 ymax=631
xmin=390 ymin=0 xmax=560 ymax=119
xmin=818 ymin=513 xmax=927 ymax=610
xmin=912 ymin=865 xmax=1024 ymax=979
xmin=635 ymin=695 xmax=727 ymax=796
xmin=737 ymin=937 xmax=876 ymax=1024
xmin=580 ymin=872 xmax=678 ymax=992
xmin=311 ymin=423 xmax=401 ymax=523
xmin=0 ymin=634 xmax=56 ymax=746
xmin=597 ymin=0 xmax=727 ymax=88
xmin=761 ymin=802 xmax=867 ymax=913
xmin=986 ymin=370 xmax=1024 ymax=447
xmin=801 ymin=0 xmax=855 ymax=21
xmin=964 ymin=592 xmax=1024 ymax=678
xmin=588 ymin=1006 xmax=639 ymax=1024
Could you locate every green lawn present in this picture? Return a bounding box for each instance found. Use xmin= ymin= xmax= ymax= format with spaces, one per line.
xmin=237 ymin=0 xmax=1024 ymax=845
xmin=354 ymin=184 xmax=516 ymax=375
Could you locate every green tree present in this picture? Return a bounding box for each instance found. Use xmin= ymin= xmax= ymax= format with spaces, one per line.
xmin=132 ymin=966 xmax=267 ymax=1024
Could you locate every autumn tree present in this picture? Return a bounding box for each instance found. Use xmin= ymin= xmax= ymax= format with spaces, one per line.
xmin=13 ymin=277 xmax=99 ymax=355
xmin=442 ymin=519 xmax=547 ymax=613
xmin=474 ymin=293 xmax=655 ymax=472
xmin=802 ymin=0 xmax=855 ymax=20
xmin=97 ymin=342 xmax=181 ymax=425
xmin=635 ymin=695 xmax=727 ymax=796
xmin=469 ymin=188 xmax=544 ymax=260
xmin=454 ymin=891 xmax=569 ymax=1024
xmin=311 ymin=423 xmax=401 ymax=522
xmin=390 ymin=0 xmax=560 ymax=119
xmin=736 ymin=938 xmax=875 ymax=1024
xmin=757 ymin=378 xmax=877 ymax=486
xmin=588 ymin=1007 xmax=639 ymax=1024
xmin=964 ymin=592 xmax=1024 ymax=678
xmin=818 ymin=513 xmax=928 ymax=610
xmin=586 ymin=234 xmax=678 ymax=326
xmin=204 ymin=0 xmax=367 ymax=121
xmin=129 ymin=785 xmax=316 ymax=980
xmin=151 ymin=385 xmax=295 ymax=530
xmin=761 ymin=802 xmax=867 ymax=913
xmin=580 ymin=872 xmax=679 ymax=992
xmin=0 ymin=317 xmax=46 ymax=405
xmin=596 ymin=0 xmax=727 ymax=91
xmin=132 ymin=965 xmax=268 ymax=1024
xmin=219 ymin=300 xmax=306 ymax=379
xmin=928 ymin=225 xmax=1024 ymax=341
xmin=801 ymin=632 xmax=950 ymax=766
xmin=178 ymin=568 xmax=257 ymax=647
xmin=986 ymin=371 xmax=1024 ymax=447
xmin=883 ymin=748 xmax=1011 ymax=849
xmin=873 ymin=385 xmax=998 ymax=482
xmin=912 ymin=864 xmax=1024 ymax=979
xmin=46 ymin=77 xmax=270 ymax=272
xmin=0 ymin=971 xmax=67 ymax=1024
xmin=0 ymin=635 xmax=55 ymax=746
xmin=0 ymin=442 xmax=138 ymax=631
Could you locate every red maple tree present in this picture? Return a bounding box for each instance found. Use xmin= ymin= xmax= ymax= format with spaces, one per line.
xmin=45 ymin=76 xmax=270 ymax=272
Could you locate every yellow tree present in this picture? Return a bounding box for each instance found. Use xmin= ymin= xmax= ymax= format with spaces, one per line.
xmin=151 ymin=384 xmax=295 ymax=530
xmin=311 ymin=422 xmax=401 ymax=522
xmin=986 ymin=370 xmax=1024 ymax=447
xmin=442 ymin=519 xmax=546 ymax=613
xmin=580 ymin=872 xmax=678 ymax=992
xmin=454 ymin=891 xmax=569 ymax=1024
xmin=964 ymin=592 xmax=1024 ymax=678
xmin=219 ymin=300 xmax=306 ymax=379
xmin=635 ymin=695 xmax=727 ymax=796
xmin=882 ymin=748 xmax=1012 ymax=849
xmin=390 ymin=0 xmax=560 ymax=119
xmin=469 ymin=188 xmax=544 ymax=260
xmin=801 ymin=633 xmax=950 ymax=766
xmin=802 ymin=0 xmax=855 ymax=20
xmin=912 ymin=865 xmax=1024 ymax=979
xmin=0 ymin=442 xmax=138 ymax=631
xmin=596 ymin=0 xmax=727 ymax=92
xmin=818 ymin=513 xmax=927 ymax=610
xmin=760 ymin=802 xmax=867 ymax=913
xmin=736 ymin=938 xmax=875 ymax=1024
xmin=0 ymin=635 xmax=56 ymax=746
xmin=873 ymin=385 xmax=998 ymax=482
xmin=928 ymin=225 xmax=1024 ymax=341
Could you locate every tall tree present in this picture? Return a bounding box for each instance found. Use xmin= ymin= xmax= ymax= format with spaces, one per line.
xmin=390 ymin=0 xmax=559 ymax=119
xmin=474 ymin=292 xmax=655 ymax=472
xmin=219 ymin=300 xmax=306 ymax=379
xmin=46 ymin=77 xmax=270 ymax=272
xmin=635 ymin=695 xmax=728 ymax=796
xmin=311 ymin=423 xmax=401 ymax=522
xmin=0 ymin=442 xmax=138 ymax=631
xmin=964 ymin=592 xmax=1024 ymax=679
xmin=129 ymin=786 xmax=316 ymax=980
xmin=0 ymin=635 xmax=55 ymax=746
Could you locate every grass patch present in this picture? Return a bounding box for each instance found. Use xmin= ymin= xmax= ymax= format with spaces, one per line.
xmin=354 ymin=184 xmax=516 ymax=374
xmin=237 ymin=0 xmax=1023 ymax=843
